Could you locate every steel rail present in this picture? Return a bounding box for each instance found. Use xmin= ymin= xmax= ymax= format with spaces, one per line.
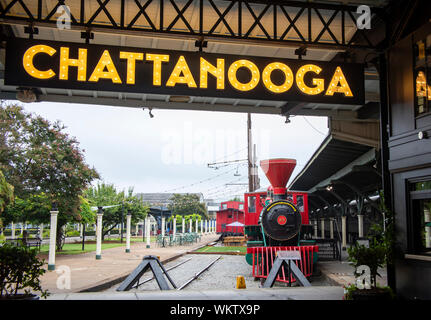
xmin=132 ymin=257 xmax=193 ymax=289
xmin=177 ymin=255 xmax=222 ymax=290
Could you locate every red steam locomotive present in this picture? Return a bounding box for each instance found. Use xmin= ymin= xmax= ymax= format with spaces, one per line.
xmin=243 ymin=158 xmax=319 ymax=284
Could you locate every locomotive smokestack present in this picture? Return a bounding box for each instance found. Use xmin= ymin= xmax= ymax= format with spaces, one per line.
xmin=260 ymin=159 xmax=297 ymax=201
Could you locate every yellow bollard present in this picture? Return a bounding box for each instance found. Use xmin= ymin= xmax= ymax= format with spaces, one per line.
xmin=236 ymin=275 xmax=246 ymax=289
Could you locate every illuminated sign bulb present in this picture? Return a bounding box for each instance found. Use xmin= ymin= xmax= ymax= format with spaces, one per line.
xmin=23 ymin=44 xmax=57 ymax=79
xmin=228 ymin=59 xmax=260 ymax=92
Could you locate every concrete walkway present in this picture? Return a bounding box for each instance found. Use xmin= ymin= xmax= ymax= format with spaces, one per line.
xmin=317 ymin=249 xmax=388 ymax=287
xmin=47 ymin=287 xmax=344 ymax=300
xmin=40 ymin=233 xmax=220 ymax=294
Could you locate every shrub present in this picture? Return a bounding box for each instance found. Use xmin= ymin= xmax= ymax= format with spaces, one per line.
xmin=0 ymin=244 xmax=49 ymax=299
xmin=66 ymin=230 xmax=80 ymax=237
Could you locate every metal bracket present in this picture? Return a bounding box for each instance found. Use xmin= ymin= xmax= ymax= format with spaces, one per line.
xmin=24 ymin=25 xmax=38 ymax=39
xmin=262 ymin=251 xmax=311 ymax=288
xmin=81 ymin=30 xmax=94 ymax=44
xmin=116 ymin=255 xmax=177 ymax=291
xmin=195 ymin=38 xmax=208 ymax=52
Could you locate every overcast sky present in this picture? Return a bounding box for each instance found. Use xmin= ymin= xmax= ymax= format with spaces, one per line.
xmin=14 ymin=100 xmax=328 ymax=201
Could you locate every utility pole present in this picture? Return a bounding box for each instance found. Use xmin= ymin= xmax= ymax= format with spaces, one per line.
xmin=248 ymin=114 xmax=259 ymax=192
xmin=247 ymin=113 xmax=253 ymax=192
xmin=253 ymin=143 xmax=259 ymax=190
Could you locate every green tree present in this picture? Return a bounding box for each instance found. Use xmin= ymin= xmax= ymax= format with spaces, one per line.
xmin=0 ymin=169 xmax=14 ymax=231
xmin=0 ymin=169 xmax=13 ymax=215
xmin=2 ymin=193 xmax=50 ymax=226
xmin=168 ymin=194 xmax=207 ymax=218
xmin=78 ymin=196 xmax=95 ymax=224
xmin=84 ymin=183 xmax=148 ymax=239
xmin=0 ymin=103 xmax=99 ymax=250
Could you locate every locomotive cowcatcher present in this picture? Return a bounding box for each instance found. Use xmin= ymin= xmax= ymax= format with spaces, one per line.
xmin=244 ymin=158 xmax=319 ymax=284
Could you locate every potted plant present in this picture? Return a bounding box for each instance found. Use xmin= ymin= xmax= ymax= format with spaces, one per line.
xmin=344 ymin=192 xmax=395 ymax=300
xmin=344 ymin=238 xmax=394 ymax=300
xmin=0 ymin=243 xmax=49 ymax=300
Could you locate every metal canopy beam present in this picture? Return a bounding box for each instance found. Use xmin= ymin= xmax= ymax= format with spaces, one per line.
xmin=331 ymin=179 xmax=380 ymax=212
xmin=0 ymin=0 xmax=385 ymax=51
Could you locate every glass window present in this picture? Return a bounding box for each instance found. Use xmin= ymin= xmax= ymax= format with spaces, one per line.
xmin=222 ymin=203 xmax=227 ymax=209
xmin=248 ymin=196 xmax=256 ymax=213
xmin=410 ymin=179 xmax=431 ymax=254
xmin=414 ymin=38 xmax=431 ymax=116
xmin=411 ymin=199 xmax=431 ymax=254
xmin=296 ymin=195 xmax=304 ymax=212
xmin=414 ymin=180 xmax=431 ymax=191
xmin=286 ymin=193 xmax=293 ymax=202
xmin=239 ymin=204 xmax=244 ymax=210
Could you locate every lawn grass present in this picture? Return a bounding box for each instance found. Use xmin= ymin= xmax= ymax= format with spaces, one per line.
xmin=196 ymin=246 xmax=247 ymax=253
xmin=38 ymin=236 xmax=156 ymax=255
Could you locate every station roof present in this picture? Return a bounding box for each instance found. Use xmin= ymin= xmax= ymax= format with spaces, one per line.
xmin=289 ymin=134 xmax=374 ymax=191
xmin=288 ymin=132 xmax=381 ymax=214
xmin=0 ymin=0 xmax=386 ymax=120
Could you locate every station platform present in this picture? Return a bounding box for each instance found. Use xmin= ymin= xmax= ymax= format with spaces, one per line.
xmin=39 ymin=233 xmax=220 ymax=294
xmin=47 ymin=286 xmax=344 ymax=300
xmin=316 ymin=249 xmax=387 ymax=288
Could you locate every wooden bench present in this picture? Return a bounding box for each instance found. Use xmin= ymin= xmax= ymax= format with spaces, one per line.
xmin=223 ymin=236 xmax=247 ymax=246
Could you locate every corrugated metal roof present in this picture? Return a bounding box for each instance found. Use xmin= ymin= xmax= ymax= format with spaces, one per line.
xmin=289 ymin=135 xmax=373 ymax=191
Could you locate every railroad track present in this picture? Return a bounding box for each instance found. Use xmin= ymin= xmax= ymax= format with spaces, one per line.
xmin=131 ymin=255 xmax=222 ymax=291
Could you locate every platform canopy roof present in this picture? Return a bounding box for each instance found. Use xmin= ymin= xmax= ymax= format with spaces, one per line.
xmin=0 ymin=0 xmax=389 ymax=120
xmin=289 ymin=133 xmax=382 ymax=217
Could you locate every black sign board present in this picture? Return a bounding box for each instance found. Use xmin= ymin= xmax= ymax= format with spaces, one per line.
xmin=5 ymin=38 xmax=365 ymax=105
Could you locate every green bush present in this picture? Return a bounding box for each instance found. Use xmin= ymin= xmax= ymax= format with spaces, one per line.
xmin=66 ymin=230 xmax=80 ymax=237
xmin=0 ymin=244 xmax=49 ymax=299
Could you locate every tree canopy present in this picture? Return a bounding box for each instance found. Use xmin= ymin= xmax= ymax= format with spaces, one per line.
xmin=84 ymin=183 xmax=148 ymax=239
xmin=0 ymin=170 xmax=13 ymax=214
xmin=0 ymin=103 xmax=99 ymax=249
xmin=168 ymin=194 xmax=207 ymax=218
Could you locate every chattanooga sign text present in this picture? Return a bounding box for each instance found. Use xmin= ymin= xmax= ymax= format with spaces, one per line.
xmin=5 ymin=38 xmax=365 ymax=104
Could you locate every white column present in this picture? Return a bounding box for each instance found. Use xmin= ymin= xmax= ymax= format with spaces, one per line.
xmin=126 ymin=214 xmax=131 ymax=253
xmin=20 ymin=223 xmax=24 ymax=235
xmin=342 ymin=215 xmax=347 ymax=249
xmin=425 ymin=208 xmax=431 ymax=248
xmin=40 ymin=223 xmax=44 ymax=240
xmin=206 ymin=220 xmax=208 ymax=233
xmin=200 ymin=220 xmax=203 ymax=234
xmin=189 ymin=219 xmax=192 ymax=233
xmin=95 ymin=212 xmax=103 ymax=259
xmin=146 ymin=217 xmax=151 ymax=248
xmin=195 ymin=219 xmax=198 ymax=234
xmin=321 ymin=219 xmax=325 ymax=239
xmin=173 ymin=218 xmax=177 ymax=237
xmin=135 ymin=223 xmax=138 ymax=236
xmin=313 ymin=220 xmax=318 ymax=238
xmin=358 ymin=214 xmax=364 ymax=238
xmin=161 ymin=217 xmax=165 ymax=237
xmin=182 ymin=218 xmax=185 ymax=234
xmin=48 ymin=210 xmax=58 ymax=270
xmin=11 ymin=222 xmax=15 ymax=239
xmin=79 ymin=223 xmax=83 ymax=238
xmin=330 ymin=219 xmax=334 ymax=239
